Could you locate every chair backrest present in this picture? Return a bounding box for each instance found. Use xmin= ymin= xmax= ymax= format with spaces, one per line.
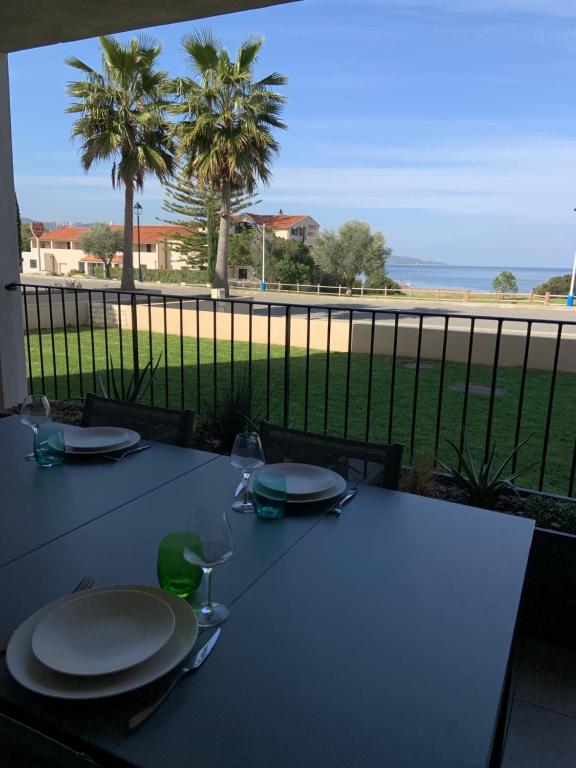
xmin=81 ymin=394 xmax=194 ymax=448
xmin=260 ymin=422 xmax=403 ymax=490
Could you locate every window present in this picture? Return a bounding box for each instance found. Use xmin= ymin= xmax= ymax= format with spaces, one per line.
xmin=145 ymin=244 xmax=153 ymax=253
xmin=29 ymin=259 xmax=37 ymax=269
xmin=66 ymin=242 xmax=72 ymax=249
xmin=239 ymin=268 xmax=248 ymax=280
xmin=291 ymin=227 xmax=303 ymax=237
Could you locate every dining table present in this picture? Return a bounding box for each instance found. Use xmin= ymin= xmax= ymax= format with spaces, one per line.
xmin=0 ymin=415 xmax=535 ymax=767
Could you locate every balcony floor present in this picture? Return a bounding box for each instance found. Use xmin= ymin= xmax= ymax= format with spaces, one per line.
xmin=504 ymin=637 xmax=576 ymax=766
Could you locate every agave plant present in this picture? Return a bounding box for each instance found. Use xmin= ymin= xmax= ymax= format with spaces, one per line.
xmin=435 ymin=434 xmax=535 ymax=510
xmin=199 ymin=373 xmax=260 ymax=454
xmin=97 ymin=354 xmax=162 ymax=403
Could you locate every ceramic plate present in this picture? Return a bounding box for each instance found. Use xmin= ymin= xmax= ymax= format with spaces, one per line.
xmin=63 ymin=427 xmax=140 ymax=455
xmin=285 ymin=470 xmax=347 ymax=504
xmin=31 ymin=589 xmax=175 ymax=677
xmin=64 ymin=427 xmax=133 ymax=453
xmin=6 ymin=585 xmax=198 ymax=700
xmin=259 ymin=463 xmax=336 ymax=496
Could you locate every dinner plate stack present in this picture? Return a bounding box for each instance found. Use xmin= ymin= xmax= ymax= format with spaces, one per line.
xmin=6 ymin=586 xmax=198 ymax=699
xmin=256 ymin=463 xmax=347 ymax=505
xmin=63 ymin=426 xmax=141 ymax=455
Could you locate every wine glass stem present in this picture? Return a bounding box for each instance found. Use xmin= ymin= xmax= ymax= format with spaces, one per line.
xmin=32 ymin=425 xmax=39 ymax=456
xmin=242 ymin=471 xmax=251 ymax=505
xmin=202 ymin=566 xmax=214 ymax=613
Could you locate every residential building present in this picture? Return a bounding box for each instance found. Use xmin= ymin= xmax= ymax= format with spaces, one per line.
xmin=23 ymin=225 xmax=192 ymax=275
xmin=239 ymin=212 xmax=320 ymax=247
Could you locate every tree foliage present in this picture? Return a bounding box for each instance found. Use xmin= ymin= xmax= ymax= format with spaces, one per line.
xmin=312 ymin=220 xmax=393 ymax=288
xmin=492 ymin=270 xmax=518 ymax=293
xmin=66 ymin=35 xmax=175 ymax=291
xmin=533 ymin=274 xmax=571 ymax=295
xmin=168 ymin=30 xmax=287 ymax=293
xmin=160 ymin=167 xmax=258 ymax=281
xmin=79 ymin=224 xmax=123 ymax=278
xmin=229 ymin=228 xmax=315 ymax=285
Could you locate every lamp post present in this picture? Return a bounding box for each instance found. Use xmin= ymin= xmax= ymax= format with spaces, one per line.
xmin=134 ymin=202 xmax=143 ymax=282
xmin=260 ymin=223 xmax=266 ymax=291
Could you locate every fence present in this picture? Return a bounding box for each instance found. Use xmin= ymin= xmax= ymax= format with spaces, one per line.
xmin=229 ymin=279 xmax=568 ymax=305
xmin=10 ymin=282 xmax=576 ymax=497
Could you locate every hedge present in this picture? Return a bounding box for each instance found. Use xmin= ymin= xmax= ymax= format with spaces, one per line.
xmin=91 ymin=265 xmax=210 ymax=284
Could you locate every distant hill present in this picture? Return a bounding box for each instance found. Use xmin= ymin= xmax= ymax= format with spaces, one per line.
xmin=387 ymin=255 xmax=447 ymax=266
xmin=22 ymin=217 xmax=96 ymax=231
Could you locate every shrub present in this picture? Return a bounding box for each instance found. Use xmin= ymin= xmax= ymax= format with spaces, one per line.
xmin=523 ymin=496 xmax=576 ymax=534
xmin=91 ymin=266 xmax=210 ymax=284
xmin=533 ymin=274 xmax=571 ymax=295
xmin=364 ymin=271 xmax=402 ymax=294
xmin=492 ymin=270 xmax=518 ymax=293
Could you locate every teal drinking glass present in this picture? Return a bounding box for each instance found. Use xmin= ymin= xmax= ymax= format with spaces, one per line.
xmin=157 ymin=533 xmax=204 ymax=598
xmin=253 ymin=472 xmax=287 ymax=520
xmin=34 ymin=422 xmax=65 ymax=468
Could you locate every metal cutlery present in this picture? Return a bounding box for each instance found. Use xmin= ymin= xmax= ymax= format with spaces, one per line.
xmin=0 ymin=575 xmax=95 ymax=655
xmin=102 ymin=443 xmax=152 ymax=462
xmin=329 ymin=487 xmax=358 ymax=515
xmin=128 ymin=628 xmax=222 ymax=731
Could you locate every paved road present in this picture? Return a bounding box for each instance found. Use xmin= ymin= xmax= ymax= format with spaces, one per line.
xmin=18 ymin=275 xmax=576 ymax=336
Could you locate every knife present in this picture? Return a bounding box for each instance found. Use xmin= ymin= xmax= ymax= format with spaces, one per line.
xmin=128 ymin=628 xmax=222 ymax=730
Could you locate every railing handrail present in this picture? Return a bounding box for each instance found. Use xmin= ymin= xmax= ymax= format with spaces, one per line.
xmin=9 ymin=281 xmax=576 ymax=328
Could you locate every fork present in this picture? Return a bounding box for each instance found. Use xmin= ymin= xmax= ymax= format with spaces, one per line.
xmin=0 ymin=575 xmax=95 ymax=655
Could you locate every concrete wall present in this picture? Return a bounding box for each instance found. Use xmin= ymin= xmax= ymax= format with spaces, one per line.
xmin=89 ymin=301 xmax=576 ymax=374
xmin=23 ymin=296 xmax=90 ymax=331
xmin=0 ymin=54 xmax=27 ymax=408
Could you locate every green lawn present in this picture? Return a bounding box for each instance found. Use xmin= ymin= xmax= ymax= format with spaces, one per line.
xmin=24 ymin=326 xmax=575 ymax=495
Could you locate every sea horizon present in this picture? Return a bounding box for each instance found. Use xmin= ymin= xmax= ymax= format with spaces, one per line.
xmin=386 ymin=264 xmax=568 ymax=293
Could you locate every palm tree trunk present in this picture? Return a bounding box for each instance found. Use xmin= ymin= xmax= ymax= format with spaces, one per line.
xmin=214 ymin=178 xmax=231 ymax=294
xmin=120 ymin=179 xmax=135 ymax=291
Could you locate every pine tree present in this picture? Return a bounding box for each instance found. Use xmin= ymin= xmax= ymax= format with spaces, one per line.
xmin=160 ymin=168 xmax=258 ymax=282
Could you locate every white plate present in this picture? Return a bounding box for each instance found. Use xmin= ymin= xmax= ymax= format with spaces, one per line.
xmin=259 ymin=463 xmax=336 ymax=496
xmin=6 ymin=586 xmax=198 ymax=700
xmin=31 ymin=589 xmax=175 ymax=677
xmin=64 ymin=427 xmax=132 ymax=453
xmin=63 ymin=427 xmax=140 ymax=455
xmin=287 ymin=471 xmax=347 ymax=504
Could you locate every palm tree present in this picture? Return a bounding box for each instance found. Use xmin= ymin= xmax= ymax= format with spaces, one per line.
xmin=169 ymin=30 xmax=287 ymax=293
xmin=66 ymin=35 xmax=175 ymax=291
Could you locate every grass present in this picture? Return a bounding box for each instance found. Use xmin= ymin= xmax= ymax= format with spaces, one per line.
xmin=23 ymin=326 xmax=576 ymax=495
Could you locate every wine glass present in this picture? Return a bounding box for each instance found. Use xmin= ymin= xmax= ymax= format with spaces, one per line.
xmin=230 ymin=432 xmax=265 ymax=513
xmin=183 ymin=505 xmax=233 ymax=627
xmin=20 ymin=395 xmax=51 ymax=460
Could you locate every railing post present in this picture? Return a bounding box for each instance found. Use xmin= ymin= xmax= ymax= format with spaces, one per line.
xmin=529 ymin=291 xmax=534 ymax=305
xmin=338 ymin=285 xmax=342 ymax=296
xmin=297 ymin=283 xmax=300 ymax=293
xmin=545 ymin=292 xmax=550 ymax=305
xmin=361 ymin=284 xmax=364 ymax=296
xmin=130 ymin=292 xmax=140 ymax=384
xmin=384 ymin=287 xmax=388 ymax=297
xmin=317 ymin=284 xmax=320 ymax=294
xmin=464 ymin=290 xmax=470 ymax=302
xmin=278 ymin=281 xmax=281 ymax=292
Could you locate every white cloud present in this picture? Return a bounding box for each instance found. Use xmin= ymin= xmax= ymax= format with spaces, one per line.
xmin=264 ymin=136 xmax=576 ymax=220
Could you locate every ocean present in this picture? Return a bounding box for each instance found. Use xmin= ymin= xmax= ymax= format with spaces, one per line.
xmin=385 ymin=265 xmax=567 ymax=293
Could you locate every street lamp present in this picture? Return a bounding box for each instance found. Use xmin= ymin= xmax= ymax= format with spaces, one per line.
xmin=134 ymin=202 xmax=143 ymax=282
xmin=568 ymin=209 xmax=576 ymax=307
xmin=260 ymin=223 xmax=266 ymax=291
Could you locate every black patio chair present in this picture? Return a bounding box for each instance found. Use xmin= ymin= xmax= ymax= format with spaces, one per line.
xmin=259 ymin=422 xmax=403 ymax=489
xmin=81 ymin=393 xmax=195 ymax=448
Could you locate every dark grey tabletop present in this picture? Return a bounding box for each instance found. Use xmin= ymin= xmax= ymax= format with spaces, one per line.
xmin=0 ymin=453 xmax=534 ymax=768
xmin=0 ymin=416 xmax=218 ymax=567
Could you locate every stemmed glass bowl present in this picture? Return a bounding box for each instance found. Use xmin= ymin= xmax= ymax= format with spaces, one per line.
xmin=230 ymin=432 xmax=265 ymax=513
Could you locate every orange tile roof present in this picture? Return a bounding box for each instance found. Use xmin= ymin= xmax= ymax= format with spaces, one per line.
xmin=39 ymin=225 xmax=190 ymax=244
xmin=244 ymin=214 xmax=310 ymax=229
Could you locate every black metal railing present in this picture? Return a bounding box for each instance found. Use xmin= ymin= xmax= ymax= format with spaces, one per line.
xmin=10 ymin=282 xmax=576 ymax=497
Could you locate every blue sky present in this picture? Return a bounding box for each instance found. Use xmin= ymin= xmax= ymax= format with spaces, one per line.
xmin=8 ymin=0 xmax=576 ymax=266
